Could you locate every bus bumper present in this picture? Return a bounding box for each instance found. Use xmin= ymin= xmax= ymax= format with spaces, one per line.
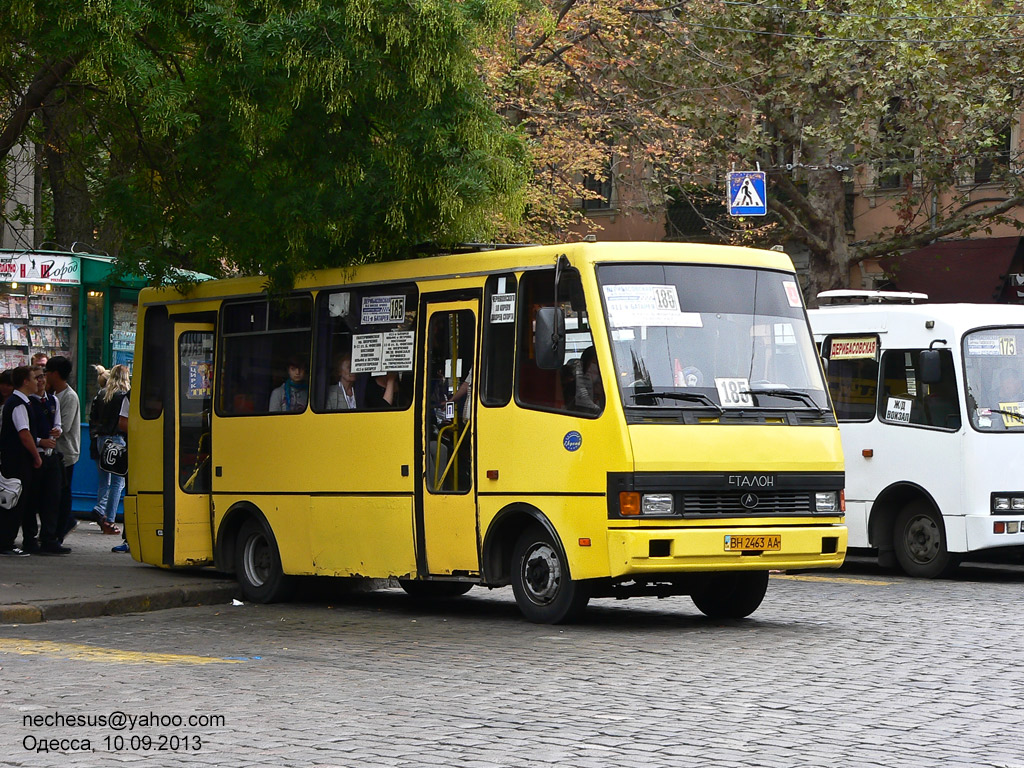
xmin=606 ymin=524 xmax=848 ymax=577
xmin=965 ymin=514 xmax=1024 ymax=551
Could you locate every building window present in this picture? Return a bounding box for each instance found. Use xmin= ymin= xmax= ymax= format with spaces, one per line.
xmin=581 ymin=161 xmax=613 ymax=211
xmin=974 ymin=124 xmax=1013 ymax=185
xmin=876 ymin=97 xmax=914 ymax=190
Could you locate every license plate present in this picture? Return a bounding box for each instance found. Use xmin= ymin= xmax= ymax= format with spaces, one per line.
xmin=724 ymin=534 xmax=781 ymax=552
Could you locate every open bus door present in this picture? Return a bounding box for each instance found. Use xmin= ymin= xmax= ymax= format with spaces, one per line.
xmin=167 ymin=322 xmax=215 ymax=566
xmin=420 ymin=301 xmax=479 ymax=575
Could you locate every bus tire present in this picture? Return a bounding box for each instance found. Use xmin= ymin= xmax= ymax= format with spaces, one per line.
xmin=690 ymin=571 xmax=769 ymax=619
xmin=235 ymin=518 xmax=294 ymax=603
xmin=894 ymin=500 xmax=960 ymax=578
xmin=398 ymin=580 xmax=473 ymax=599
xmin=511 ymin=526 xmax=589 ymax=624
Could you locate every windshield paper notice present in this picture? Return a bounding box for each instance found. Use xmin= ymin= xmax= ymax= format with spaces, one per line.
xmin=602 ymin=284 xmax=702 ymax=328
xmin=885 ymin=397 xmax=912 ymax=423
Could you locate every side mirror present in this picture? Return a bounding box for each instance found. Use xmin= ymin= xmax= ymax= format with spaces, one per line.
xmin=919 ymin=349 xmax=942 ymax=384
xmin=534 ymin=307 xmax=566 ymax=370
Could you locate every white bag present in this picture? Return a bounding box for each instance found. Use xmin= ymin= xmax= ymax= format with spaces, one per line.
xmin=0 ymin=473 xmax=23 ymax=509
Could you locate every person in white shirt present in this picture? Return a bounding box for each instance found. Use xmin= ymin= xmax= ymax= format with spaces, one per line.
xmin=45 ymin=356 xmax=81 ymax=542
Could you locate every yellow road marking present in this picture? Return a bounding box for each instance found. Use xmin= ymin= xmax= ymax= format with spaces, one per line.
xmin=0 ymin=638 xmax=242 ymax=665
xmin=774 ymin=574 xmax=895 ymax=586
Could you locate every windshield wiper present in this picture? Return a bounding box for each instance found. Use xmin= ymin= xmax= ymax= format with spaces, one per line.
xmin=630 ymin=390 xmax=725 ymax=414
xmin=743 ymin=388 xmax=826 ymax=412
xmin=986 ymin=408 xmax=1024 ymax=420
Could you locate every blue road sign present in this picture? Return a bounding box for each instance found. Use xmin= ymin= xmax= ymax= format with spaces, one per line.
xmin=727 ymin=171 xmax=767 ymax=216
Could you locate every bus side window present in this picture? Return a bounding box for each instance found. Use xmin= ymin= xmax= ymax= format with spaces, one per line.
xmin=823 ymin=336 xmax=879 ymax=422
xmin=516 ymin=269 xmax=600 ymax=417
xmin=312 ymin=285 xmax=418 ymax=413
xmin=877 ymin=349 xmax=960 ymax=430
xmin=480 ymin=274 xmax=516 ymax=407
xmin=218 ymin=295 xmax=312 ymax=416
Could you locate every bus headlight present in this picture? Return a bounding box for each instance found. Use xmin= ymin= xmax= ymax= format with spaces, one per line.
xmin=815 ymin=491 xmax=839 ymax=513
xmin=642 ymin=494 xmax=674 ymax=516
xmin=991 ymin=495 xmax=1024 ymax=513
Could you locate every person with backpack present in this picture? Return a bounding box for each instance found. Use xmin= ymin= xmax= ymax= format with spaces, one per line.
xmin=91 ymin=364 xmax=129 ymax=535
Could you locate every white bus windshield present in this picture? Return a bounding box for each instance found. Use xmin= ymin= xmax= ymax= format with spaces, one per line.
xmin=597 ymin=264 xmax=828 ymax=412
xmin=964 ymin=327 xmax=1024 ymax=431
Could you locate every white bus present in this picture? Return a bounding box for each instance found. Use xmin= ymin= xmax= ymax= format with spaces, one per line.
xmin=809 ymin=291 xmax=1024 ymax=577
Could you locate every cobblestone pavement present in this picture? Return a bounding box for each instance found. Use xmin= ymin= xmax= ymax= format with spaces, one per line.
xmin=2 ymin=560 xmax=1024 ymax=767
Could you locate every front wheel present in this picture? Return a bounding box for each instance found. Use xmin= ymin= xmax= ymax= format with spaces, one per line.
xmin=894 ymin=501 xmax=960 ymax=578
xmin=690 ymin=571 xmax=769 ymax=619
xmin=235 ymin=518 xmax=294 ymax=603
xmin=511 ymin=526 xmax=589 ymax=624
xmin=399 ymin=580 xmax=473 ymax=599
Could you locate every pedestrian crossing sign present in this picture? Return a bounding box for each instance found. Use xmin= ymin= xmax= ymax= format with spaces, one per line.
xmin=727 ymin=171 xmax=767 ymax=216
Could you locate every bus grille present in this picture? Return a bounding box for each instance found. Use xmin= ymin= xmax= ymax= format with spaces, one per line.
xmin=682 ymin=492 xmax=812 ymax=516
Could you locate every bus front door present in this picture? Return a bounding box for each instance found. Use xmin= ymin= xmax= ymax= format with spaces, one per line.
xmin=169 ymin=323 xmax=215 ymax=566
xmin=421 ymin=302 xmax=479 ymax=575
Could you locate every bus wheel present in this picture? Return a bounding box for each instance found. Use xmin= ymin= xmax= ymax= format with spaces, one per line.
xmin=398 ymin=580 xmax=473 ymax=599
xmin=894 ymin=501 xmax=960 ymax=578
xmin=235 ymin=518 xmax=294 ymax=603
xmin=690 ymin=571 xmax=769 ymax=619
xmin=511 ymin=526 xmax=589 ymax=624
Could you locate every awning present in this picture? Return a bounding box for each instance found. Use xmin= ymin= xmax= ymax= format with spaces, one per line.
xmin=880 ymin=237 xmax=1024 ymax=303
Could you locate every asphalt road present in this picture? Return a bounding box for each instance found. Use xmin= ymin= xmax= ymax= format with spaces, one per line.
xmin=2 ymin=558 xmax=1023 ymax=768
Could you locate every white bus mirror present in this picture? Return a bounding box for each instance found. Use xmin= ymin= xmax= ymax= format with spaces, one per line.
xmin=534 ymin=307 xmax=566 ymax=370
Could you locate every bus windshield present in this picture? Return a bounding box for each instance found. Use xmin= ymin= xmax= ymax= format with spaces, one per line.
xmin=598 ymin=264 xmax=828 ymax=412
xmin=964 ymin=327 xmax=1024 ymax=431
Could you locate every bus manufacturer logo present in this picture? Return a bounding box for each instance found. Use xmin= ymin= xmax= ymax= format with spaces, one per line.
xmin=563 ymin=431 xmax=582 ymax=452
xmin=728 ymin=474 xmax=775 ymax=488
xmin=740 ymin=493 xmax=759 ymax=509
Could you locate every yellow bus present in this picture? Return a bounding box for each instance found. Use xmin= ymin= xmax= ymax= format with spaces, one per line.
xmin=124 ymin=242 xmax=846 ymax=623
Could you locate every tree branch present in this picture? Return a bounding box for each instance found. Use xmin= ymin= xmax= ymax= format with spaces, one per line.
xmin=0 ymin=55 xmax=82 ymax=159
xmin=854 ymin=193 xmax=1024 ymax=261
xmin=518 ymin=1 xmax=580 ymax=66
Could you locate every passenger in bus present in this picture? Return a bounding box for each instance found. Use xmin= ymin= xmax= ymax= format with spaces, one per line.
xmin=325 ymin=354 xmax=359 ymax=410
xmin=571 ymin=347 xmax=604 ymax=413
xmin=269 ymin=357 xmax=309 ymax=413
xmin=446 ymin=367 xmax=473 ymax=422
xmin=365 ymin=372 xmax=399 ymax=408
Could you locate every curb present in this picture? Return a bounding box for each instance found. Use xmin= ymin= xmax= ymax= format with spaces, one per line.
xmin=0 ymin=582 xmax=239 ymax=625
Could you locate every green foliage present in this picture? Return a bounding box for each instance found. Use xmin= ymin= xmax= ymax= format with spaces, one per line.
xmin=1 ymin=0 xmax=529 ymax=287
xmin=484 ymin=0 xmax=1024 ymax=293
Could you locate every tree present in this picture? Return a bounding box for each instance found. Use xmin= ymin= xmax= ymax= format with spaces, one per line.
xmin=485 ymin=0 xmax=1024 ymax=302
xmin=0 ymin=0 xmax=529 ymax=286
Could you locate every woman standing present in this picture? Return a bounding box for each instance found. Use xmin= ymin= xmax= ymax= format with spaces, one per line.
xmin=91 ymin=364 xmax=129 ymax=535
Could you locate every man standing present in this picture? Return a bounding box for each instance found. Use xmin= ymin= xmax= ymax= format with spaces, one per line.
xmin=45 ymin=356 xmax=80 ymax=543
xmin=0 ymin=366 xmax=42 ymax=556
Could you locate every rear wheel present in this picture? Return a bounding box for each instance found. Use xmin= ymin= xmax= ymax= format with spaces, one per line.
xmin=399 ymin=580 xmax=473 ymax=599
xmin=894 ymin=500 xmax=959 ymax=578
xmin=511 ymin=526 xmax=589 ymax=624
xmin=690 ymin=571 xmax=769 ymax=619
xmin=235 ymin=518 xmax=294 ymax=603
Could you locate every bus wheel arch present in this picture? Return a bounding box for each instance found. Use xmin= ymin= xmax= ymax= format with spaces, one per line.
xmin=869 ymin=485 xmax=958 ymax=578
xmin=217 ymin=503 xmax=295 ymax=603
xmin=481 ymin=504 xmax=565 ymax=587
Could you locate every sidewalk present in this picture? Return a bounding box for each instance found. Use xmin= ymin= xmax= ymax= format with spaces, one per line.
xmin=0 ymin=521 xmax=238 ymax=624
